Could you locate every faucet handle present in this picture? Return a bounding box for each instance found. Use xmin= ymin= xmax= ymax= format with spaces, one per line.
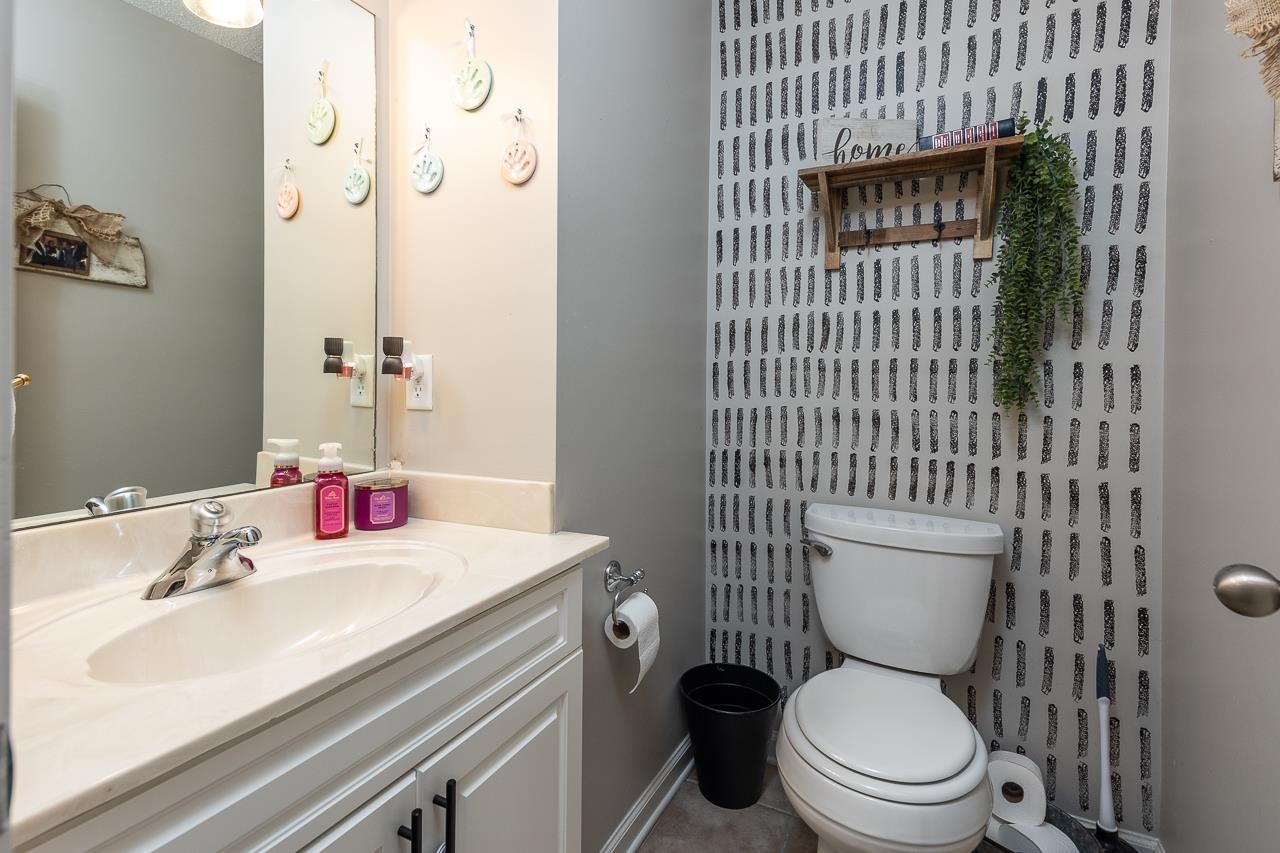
xmin=230 ymin=526 xmax=262 ymax=547
xmin=190 ymin=500 xmax=232 ymax=538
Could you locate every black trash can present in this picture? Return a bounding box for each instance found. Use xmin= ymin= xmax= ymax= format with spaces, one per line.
xmin=679 ymin=662 xmax=782 ymax=809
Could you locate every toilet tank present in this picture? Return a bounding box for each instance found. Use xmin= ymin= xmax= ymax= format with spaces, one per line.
xmin=804 ymin=504 xmax=1004 ymax=675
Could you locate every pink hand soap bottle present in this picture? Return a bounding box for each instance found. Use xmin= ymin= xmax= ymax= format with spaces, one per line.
xmin=314 ymin=442 xmax=349 ymax=540
xmin=268 ymin=438 xmax=303 ymax=487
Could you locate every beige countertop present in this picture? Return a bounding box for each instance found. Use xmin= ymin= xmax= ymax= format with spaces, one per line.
xmin=11 ymin=519 xmax=608 ymax=844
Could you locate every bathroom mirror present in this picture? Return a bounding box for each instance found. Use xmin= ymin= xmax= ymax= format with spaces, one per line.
xmin=11 ymin=0 xmax=379 ymax=527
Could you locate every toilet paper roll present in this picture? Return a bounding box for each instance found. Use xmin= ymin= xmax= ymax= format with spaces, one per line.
xmin=986 ymin=816 xmax=1078 ymax=853
xmin=605 ymin=592 xmax=660 ymax=695
xmin=988 ymin=751 xmax=1048 ymax=825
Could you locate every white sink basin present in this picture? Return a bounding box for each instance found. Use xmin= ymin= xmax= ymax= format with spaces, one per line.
xmin=16 ymin=540 xmax=467 ymax=686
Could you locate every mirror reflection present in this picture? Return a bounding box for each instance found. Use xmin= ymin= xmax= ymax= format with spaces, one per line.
xmin=11 ymin=0 xmax=378 ymax=527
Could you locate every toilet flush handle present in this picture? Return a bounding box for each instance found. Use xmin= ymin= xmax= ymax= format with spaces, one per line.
xmin=800 ymin=532 xmax=832 ymax=558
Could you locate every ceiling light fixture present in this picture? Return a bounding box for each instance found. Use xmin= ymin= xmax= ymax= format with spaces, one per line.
xmin=182 ymin=0 xmax=264 ymax=29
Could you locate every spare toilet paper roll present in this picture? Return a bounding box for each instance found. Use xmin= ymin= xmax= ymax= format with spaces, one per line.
xmin=988 ymin=751 xmax=1048 ymax=825
xmin=986 ymin=816 xmax=1078 ymax=853
xmin=605 ymin=592 xmax=660 ymax=695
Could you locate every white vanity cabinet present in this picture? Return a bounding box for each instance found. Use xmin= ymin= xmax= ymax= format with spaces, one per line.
xmin=303 ymin=774 xmax=419 ymax=852
xmin=310 ymin=653 xmax=582 ymax=853
xmin=20 ymin=568 xmax=584 ymax=853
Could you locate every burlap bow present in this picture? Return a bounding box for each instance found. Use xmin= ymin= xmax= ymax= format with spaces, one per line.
xmin=15 ymin=190 xmax=126 ymax=264
xmin=1227 ymin=0 xmax=1280 ymax=99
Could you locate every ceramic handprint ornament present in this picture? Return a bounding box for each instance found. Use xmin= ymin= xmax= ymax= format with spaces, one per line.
xmin=450 ymin=19 xmax=493 ymax=111
xmin=500 ymin=109 xmax=537 ymax=186
xmin=501 ymin=139 xmax=537 ymax=186
xmin=307 ymin=67 xmax=337 ymax=145
xmin=410 ymin=127 xmax=444 ymax=194
xmin=275 ymin=160 xmax=301 ymax=219
xmin=344 ymin=141 xmax=371 ymax=205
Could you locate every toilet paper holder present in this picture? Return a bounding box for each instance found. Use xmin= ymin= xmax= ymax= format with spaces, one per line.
xmin=605 ymin=560 xmax=647 ymax=629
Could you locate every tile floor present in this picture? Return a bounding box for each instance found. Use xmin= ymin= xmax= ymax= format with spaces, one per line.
xmin=637 ymin=766 xmax=817 ymax=853
xmin=638 ymin=765 xmax=1007 ymax=852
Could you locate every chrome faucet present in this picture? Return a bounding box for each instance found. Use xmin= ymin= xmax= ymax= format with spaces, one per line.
xmin=142 ymin=500 xmax=261 ymax=600
xmin=85 ymin=485 xmax=148 ymax=516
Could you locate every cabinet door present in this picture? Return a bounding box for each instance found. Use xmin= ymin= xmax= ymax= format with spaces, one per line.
xmin=416 ymin=651 xmax=582 ymax=853
xmin=303 ymin=773 xmax=416 ymax=853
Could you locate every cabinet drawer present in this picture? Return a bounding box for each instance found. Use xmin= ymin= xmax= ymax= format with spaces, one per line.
xmin=23 ymin=569 xmax=582 ymax=853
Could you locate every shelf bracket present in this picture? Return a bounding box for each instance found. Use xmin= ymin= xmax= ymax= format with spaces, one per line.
xmin=817 ymin=172 xmax=841 ymax=271
xmin=973 ymin=143 xmax=998 ymax=261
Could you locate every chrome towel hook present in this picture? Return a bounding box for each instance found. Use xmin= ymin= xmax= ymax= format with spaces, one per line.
xmin=605 ymin=560 xmax=646 ymax=629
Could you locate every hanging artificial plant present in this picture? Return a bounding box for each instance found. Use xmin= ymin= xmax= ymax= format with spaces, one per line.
xmin=988 ymin=116 xmax=1084 ymax=410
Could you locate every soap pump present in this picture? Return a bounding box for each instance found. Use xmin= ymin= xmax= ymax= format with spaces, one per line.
xmin=268 ymin=438 xmax=303 ymax=488
xmin=314 ymin=442 xmax=349 ymax=540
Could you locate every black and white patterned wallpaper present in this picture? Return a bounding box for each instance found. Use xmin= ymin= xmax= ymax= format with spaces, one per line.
xmin=705 ymin=0 xmax=1165 ymax=833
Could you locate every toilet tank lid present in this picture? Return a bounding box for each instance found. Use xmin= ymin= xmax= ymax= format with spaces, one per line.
xmin=805 ymin=504 xmax=1005 ymax=555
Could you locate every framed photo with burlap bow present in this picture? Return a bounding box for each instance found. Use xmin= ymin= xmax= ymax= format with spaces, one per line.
xmin=12 ymin=185 xmax=147 ymax=287
xmin=1226 ymin=1 xmax=1280 ymax=179
xmin=1274 ymin=103 xmax=1279 ymax=181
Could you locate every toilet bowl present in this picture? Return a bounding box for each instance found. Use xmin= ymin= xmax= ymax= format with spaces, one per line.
xmin=775 ymin=663 xmax=991 ymax=853
xmin=780 ymin=504 xmax=1005 ymax=853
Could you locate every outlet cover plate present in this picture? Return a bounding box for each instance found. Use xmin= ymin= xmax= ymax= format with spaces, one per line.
xmin=408 ymin=354 xmax=433 ymax=411
xmin=350 ymin=354 xmax=374 ymax=408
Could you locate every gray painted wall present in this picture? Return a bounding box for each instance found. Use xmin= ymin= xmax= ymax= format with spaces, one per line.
xmin=13 ymin=0 xmax=263 ymax=518
xmin=1162 ymin=4 xmax=1280 ymax=850
xmin=557 ymin=2 xmax=711 ymax=850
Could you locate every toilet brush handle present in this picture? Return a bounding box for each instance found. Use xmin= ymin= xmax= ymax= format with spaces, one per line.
xmin=1096 ymin=696 xmax=1117 ymax=833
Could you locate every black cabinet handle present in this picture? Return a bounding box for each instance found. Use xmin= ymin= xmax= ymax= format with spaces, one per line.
xmin=5 ymin=727 xmax=12 ymax=819
xmin=432 ymin=778 xmax=457 ymax=852
xmin=397 ymin=807 xmax=422 ymax=853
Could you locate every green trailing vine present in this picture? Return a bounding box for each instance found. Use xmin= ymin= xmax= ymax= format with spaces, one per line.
xmin=989 ymin=116 xmax=1084 ymax=410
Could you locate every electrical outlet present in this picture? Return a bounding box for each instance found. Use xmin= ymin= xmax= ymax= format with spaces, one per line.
xmin=407 ymin=354 xmax=433 ymax=411
xmin=349 ymin=354 xmax=374 ymax=408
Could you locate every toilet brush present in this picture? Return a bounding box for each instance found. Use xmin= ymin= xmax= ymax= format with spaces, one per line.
xmin=1094 ymin=646 xmax=1138 ymax=853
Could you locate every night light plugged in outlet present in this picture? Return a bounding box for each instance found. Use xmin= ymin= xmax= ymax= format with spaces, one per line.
xmin=407 ymin=354 xmax=433 ymax=411
xmin=349 ymin=354 xmax=374 ymax=408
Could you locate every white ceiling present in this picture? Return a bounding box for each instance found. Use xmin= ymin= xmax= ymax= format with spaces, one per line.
xmin=118 ymin=0 xmax=263 ymax=63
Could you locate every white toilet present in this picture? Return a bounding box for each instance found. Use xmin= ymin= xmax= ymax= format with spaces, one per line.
xmin=777 ymin=503 xmax=1005 ymax=853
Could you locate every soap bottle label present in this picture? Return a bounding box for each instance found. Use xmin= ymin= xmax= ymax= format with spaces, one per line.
xmin=318 ymin=485 xmax=346 ymax=534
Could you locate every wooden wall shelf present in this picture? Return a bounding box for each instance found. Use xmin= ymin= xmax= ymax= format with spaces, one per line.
xmin=797 ymin=136 xmax=1024 ymax=270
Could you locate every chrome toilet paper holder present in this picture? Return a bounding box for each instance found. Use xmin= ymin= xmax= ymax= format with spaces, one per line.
xmin=605 ymin=560 xmax=646 ymax=630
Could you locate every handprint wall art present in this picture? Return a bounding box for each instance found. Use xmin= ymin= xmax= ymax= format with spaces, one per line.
xmin=451 ymin=19 xmax=493 ymax=111
xmin=500 ymin=109 xmax=537 ymax=186
xmin=307 ymin=65 xmax=337 ymax=145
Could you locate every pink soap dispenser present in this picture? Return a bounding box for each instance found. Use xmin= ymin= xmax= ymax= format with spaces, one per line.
xmin=314 ymin=442 xmax=349 ymax=540
xmin=268 ymin=438 xmax=303 ymax=488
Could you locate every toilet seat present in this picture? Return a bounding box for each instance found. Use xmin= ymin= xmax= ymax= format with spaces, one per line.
xmin=782 ymin=668 xmax=989 ymax=805
xmin=777 ymin=668 xmax=993 ymax=853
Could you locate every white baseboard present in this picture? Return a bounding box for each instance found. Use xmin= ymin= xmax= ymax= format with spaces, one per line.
xmin=599 ymin=735 xmax=693 ymax=853
xmin=1066 ymin=814 xmax=1163 ymax=853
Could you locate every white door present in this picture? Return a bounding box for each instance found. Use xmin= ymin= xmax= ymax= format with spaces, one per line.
xmin=415 ymin=652 xmax=583 ymax=853
xmin=304 ymin=773 xmax=416 ymax=853
xmin=1 ymin=1 xmax=14 ymax=848
xmin=1164 ymin=2 xmax=1280 ymax=848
